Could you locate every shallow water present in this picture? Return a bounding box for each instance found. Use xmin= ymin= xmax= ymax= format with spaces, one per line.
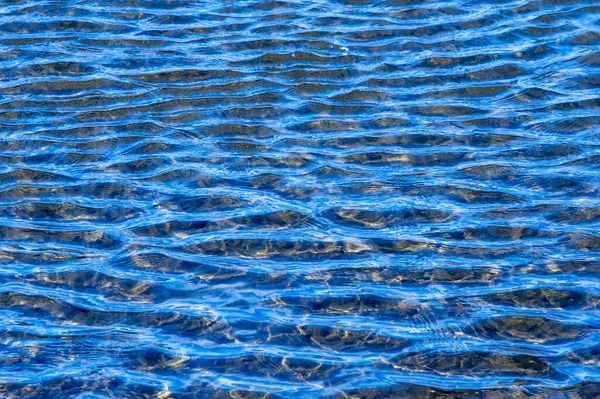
xmin=1 ymin=0 xmax=600 ymax=397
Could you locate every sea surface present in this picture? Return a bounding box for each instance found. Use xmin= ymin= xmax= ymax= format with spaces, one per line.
xmin=1 ymin=0 xmax=600 ymax=398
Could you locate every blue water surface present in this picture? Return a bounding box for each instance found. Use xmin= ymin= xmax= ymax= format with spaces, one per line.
xmin=1 ymin=0 xmax=600 ymax=397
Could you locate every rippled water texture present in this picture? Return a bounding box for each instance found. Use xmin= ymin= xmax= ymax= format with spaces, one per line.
xmin=1 ymin=0 xmax=600 ymax=397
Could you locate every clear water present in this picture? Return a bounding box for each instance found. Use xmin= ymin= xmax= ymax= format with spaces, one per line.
xmin=1 ymin=0 xmax=600 ymax=397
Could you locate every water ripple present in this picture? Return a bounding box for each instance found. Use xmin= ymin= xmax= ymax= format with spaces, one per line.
xmin=1 ymin=0 xmax=600 ymax=397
